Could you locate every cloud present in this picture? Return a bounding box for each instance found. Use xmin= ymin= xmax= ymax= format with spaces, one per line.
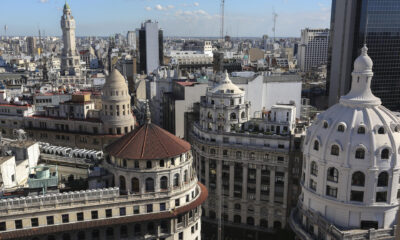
xmin=145 ymin=6 xmax=152 ymax=11
xmin=155 ymin=4 xmax=174 ymax=11
xmin=39 ymin=0 xmax=49 ymax=3
xmin=167 ymin=5 xmax=174 ymax=9
xmin=194 ymin=2 xmax=199 ymax=7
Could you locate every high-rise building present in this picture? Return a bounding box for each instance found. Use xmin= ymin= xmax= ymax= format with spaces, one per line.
xmin=60 ymin=2 xmax=81 ymax=76
xmin=137 ymin=20 xmax=163 ymax=74
xmin=26 ymin=37 xmax=36 ymax=56
xmin=289 ymin=46 xmax=400 ymax=239
xmin=126 ymin=31 xmax=136 ymax=50
xmin=327 ymin=0 xmax=400 ymax=111
xmin=298 ymin=28 xmax=329 ymax=72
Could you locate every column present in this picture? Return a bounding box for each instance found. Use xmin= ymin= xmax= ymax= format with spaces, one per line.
xmin=269 ymin=167 xmax=276 ymax=204
xmin=205 ymin=158 xmax=210 ymax=191
xmin=283 ymin=171 xmax=289 ymax=208
xmin=216 ymin=160 xmax=222 ymax=224
xmin=242 ymin=164 xmax=248 ymax=201
xmin=229 ymin=163 xmax=234 ymax=198
xmin=256 ymin=167 xmax=261 ymax=201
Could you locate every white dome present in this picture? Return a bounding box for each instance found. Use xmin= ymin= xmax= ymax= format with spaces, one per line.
xmin=301 ymin=45 xmax=400 ymax=230
xmin=210 ymin=71 xmax=243 ymax=94
xmin=353 ymin=45 xmax=373 ymax=73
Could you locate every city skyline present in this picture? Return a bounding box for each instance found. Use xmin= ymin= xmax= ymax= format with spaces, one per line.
xmin=0 ymin=0 xmax=331 ymax=37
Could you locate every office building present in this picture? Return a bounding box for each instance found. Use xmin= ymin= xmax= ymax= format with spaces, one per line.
xmin=26 ymin=37 xmax=36 ymax=56
xmin=327 ymin=0 xmax=400 ymax=111
xmin=298 ymin=28 xmax=329 ymax=72
xmin=290 ymin=46 xmax=400 ymax=239
xmin=137 ymin=20 xmax=163 ymax=74
xmin=126 ymin=31 xmax=136 ymax=50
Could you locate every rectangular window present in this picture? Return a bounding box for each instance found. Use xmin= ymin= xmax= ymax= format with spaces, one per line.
xmin=326 ymin=186 xmax=338 ymax=198
xmin=133 ymin=206 xmax=140 ymax=214
xmin=376 ymin=191 xmax=387 ymax=202
xmin=31 ymin=218 xmax=38 ymax=227
xmin=62 ymin=214 xmax=69 ymax=223
xmin=91 ymin=211 xmax=98 ymax=219
xmin=160 ymin=202 xmax=166 ymax=211
xmin=0 ymin=222 xmax=5 ymax=231
xmin=120 ymin=207 xmax=126 ymax=216
xmin=186 ymin=194 xmax=190 ymax=202
xmin=77 ymin=212 xmax=84 ymax=221
xmin=179 ymin=232 xmax=183 ymax=240
xmin=147 ymin=204 xmax=153 ymax=213
xmin=191 ymin=226 xmax=195 ymax=233
xmin=106 ymin=209 xmax=112 ymax=218
xmin=175 ymin=199 xmax=180 ymax=207
xmin=351 ymin=190 xmax=364 ymax=202
xmin=15 ymin=220 xmax=23 ymax=229
xmin=309 ymin=179 xmax=317 ymax=191
xmin=46 ymin=216 xmax=54 ymax=225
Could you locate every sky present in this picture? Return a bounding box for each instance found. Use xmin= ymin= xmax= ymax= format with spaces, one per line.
xmin=0 ymin=0 xmax=332 ymax=37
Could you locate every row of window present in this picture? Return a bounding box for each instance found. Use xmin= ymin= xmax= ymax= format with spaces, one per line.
xmin=322 ymin=121 xmax=398 ymax=134
xmin=313 ymin=141 xmax=391 ymax=159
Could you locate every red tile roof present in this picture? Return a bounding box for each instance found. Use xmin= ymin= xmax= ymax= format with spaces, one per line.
xmin=105 ymin=123 xmax=191 ymax=160
xmin=176 ymin=81 xmax=197 ymax=86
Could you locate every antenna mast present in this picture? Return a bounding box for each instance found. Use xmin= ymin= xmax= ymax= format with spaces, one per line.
xmin=220 ymin=0 xmax=225 ymax=42
xmin=272 ymin=10 xmax=278 ymax=42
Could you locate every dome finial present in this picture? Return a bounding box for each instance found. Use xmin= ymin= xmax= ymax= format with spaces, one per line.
xmin=361 ymin=44 xmax=368 ymax=56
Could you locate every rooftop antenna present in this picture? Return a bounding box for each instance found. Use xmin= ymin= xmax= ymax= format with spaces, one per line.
xmin=220 ymin=0 xmax=225 ymax=42
xmin=272 ymin=9 xmax=278 ymax=42
xmin=4 ymin=25 xmax=7 ymax=37
xmin=363 ymin=6 xmax=369 ymax=47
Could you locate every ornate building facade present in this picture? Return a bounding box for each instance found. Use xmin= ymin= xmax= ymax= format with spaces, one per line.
xmin=289 ymin=46 xmax=400 ymax=239
xmin=190 ymin=72 xmax=301 ymax=240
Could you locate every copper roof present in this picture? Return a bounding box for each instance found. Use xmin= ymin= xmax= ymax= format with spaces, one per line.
xmin=0 ymin=183 xmax=208 ymax=239
xmin=105 ymin=123 xmax=191 ymax=160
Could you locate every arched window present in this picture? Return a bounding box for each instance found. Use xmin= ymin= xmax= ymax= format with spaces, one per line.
xmin=378 ymin=127 xmax=385 ymax=134
xmin=337 ymin=124 xmax=345 ymax=132
xmin=147 ymin=222 xmax=155 ymax=234
xmin=381 ymin=148 xmax=390 ymax=159
xmin=313 ymin=140 xmax=319 ymax=151
xmin=146 ymin=160 xmax=152 ymax=169
xmin=323 ymin=121 xmax=328 ymax=128
xmin=378 ymin=172 xmax=388 ymax=187
xmin=247 ymin=217 xmax=254 ymax=225
xmin=120 ymin=225 xmax=128 ymax=237
xmin=230 ymin=112 xmax=237 ymax=120
xmin=352 ymin=171 xmax=365 ymax=186
xmin=260 ymin=219 xmax=268 ymax=228
xmin=173 ymin=173 xmax=180 ymax=187
xmin=160 ymin=176 xmax=168 ymax=190
xmin=241 ymin=111 xmax=245 ymax=119
xmin=119 ymin=176 xmax=126 ymax=191
xmin=134 ymin=224 xmax=141 ymax=235
xmin=145 ymin=178 xmax=154 ymax=192
xmin=207 ymin=112 xmax=212 ymax=119
xmin=355 ymin=148 xmax=365 ymax=159
xmin=327 ymin=167 xmax=338 ymax=182
xmin=159 ymin=159 xmax=165 ymax=167
xmin=310 ymin=161 xmax=318 ymax=176
xmin=331 ymin=145 xmax=340 ymax=156
xmin=234 ymin=215 xmax=241 ymax=223
xmin=131 ymin=177 xmax=139 ymax=193
xmin=358 ymin=126 xmax=365 ymax=134
xmin=184 ymin=170 xmax=188 ymax=183
xmin=234 ymin=203 xmax=241 ymax=210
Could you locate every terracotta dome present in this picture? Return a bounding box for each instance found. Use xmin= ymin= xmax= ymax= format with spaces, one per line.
xmin=105 ymin=123 xmax=191 ymax=160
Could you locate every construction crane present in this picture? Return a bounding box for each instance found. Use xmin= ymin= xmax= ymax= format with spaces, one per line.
xmin=220 ymin=0 xmax=225 ymax=42
xmin=272 ymin=10 xmax=278 ymax=42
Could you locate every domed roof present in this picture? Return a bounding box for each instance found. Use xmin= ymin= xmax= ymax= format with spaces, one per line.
xmin=103 ymin=69 xmax=128 ymax=89
xmin=353 ymin=45 xmax=373 ymax=73
xmin=105 ymin=123 xmax=191 ymax=160
xmin=209 ymin=71 xmax=243 ymax=94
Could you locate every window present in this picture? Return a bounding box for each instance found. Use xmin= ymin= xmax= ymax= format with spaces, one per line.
xmin=337 ymin=124 xmax=345 ymax=132
xmin=0 ymin=222 xmax=5 ymax=231
xmin=309 ymin=179 xmax=317 ymax=191
xmin=77 ymin=212 xmax=84 ymax=221
xmin=133 ymin=206 xmax=140 ymax=214
xmin=160 ymin=202 xmax=166 ymax=211
xmin=327 ymin=167 xmax=338 ymax=182
xmin=355 ymin=148 xmax=365 ymax=159
xmin=310 ymin=161 xmax=318 ymax=176
xmin=15 ymin=220 xmax=22 ymax=229
xmin=358 ymin=126 xmax=365 ymax=134
xmin=376 ymin=191 xmax=387 ymax=202
xmin=31 ymin=218 xmax=39 ymax=227
xmin=378 ymin=172 xmax=388 ymax=187
xmin=134 ymin=224 xmax=141 ymax=235
xmin=313 ymin=140 xmax=319 ymax=151
xmin=174 ymin=173 xmax=180 ymax=187
xmin=120 ymin=225 xmax=128 ymax=237
xmin=352 ymin=171 xmax=365 ymax=186
xmin=106 ymin=227 xmax=114 ymax=237
xmin=236 ymin=151 xmax=242 ymax=159
xmin=120 ymin=207 xmax=126 ymax=216
xmin=46 ymin=216 xmax=54 ymax=225
xmin=91 ymin=211 xmax=98 ymax=219
xmin=145 ymin=178 xmax=154 ymax=192
xmin=146 ymin=160 xmax=152 ymax=169
xmin=160 ymin=176 xmax=168 ymax=190
xmin=160 ymin=160 xmax=165 ymax=167
xmin=351 ymin=190 xmax=364 ymax=202
xmin=106 ymin=209 xmax=112 ymax=218
xmin=381 ymin=148 xmax=390 ymax=159
xmin=331 ymin=145 xmax=340 ymax=156
xmin=175 ymin=198 xmax=180 ymax=207
xmin=134 ymin=161 xmax=139 ymax=169
xmin=326 ymin=186 xmax=337 ymax=198
xmin=147 ymin=204 xmax=153 ymax=213
xmin=179 ymin=232 xmax=183 ymax=240
xmin=378 ymin=127 xmax=385 ymax=134
xmin=131 ymin=177 xmax=139 ymax=193
xmin=62 ymin=214 xmax=69 ymax=223
xmin=323 ymin=121 xmax=328 ymax=128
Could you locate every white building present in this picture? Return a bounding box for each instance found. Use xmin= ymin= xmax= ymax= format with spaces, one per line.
xmin=298 ymin=28 xmax=329 ymax=72
xmin=289 ymin=46 xmax=400 ymax=239
xmin=126 ymin=31 xmax=136 ymax=50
